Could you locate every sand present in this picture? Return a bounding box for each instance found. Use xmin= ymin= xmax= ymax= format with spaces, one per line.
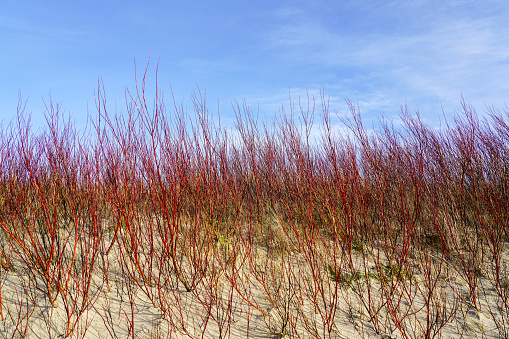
xmin=0 ymin=234 xmax=508 ymax=338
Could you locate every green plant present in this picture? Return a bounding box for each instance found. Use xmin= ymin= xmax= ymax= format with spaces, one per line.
xmin=352 ymin=239 xmax=365 ymax=252
xmin=328 ymin=265 xmax=364 ymax=286
xmin=371 ymin=264 xmax=412 ymax=282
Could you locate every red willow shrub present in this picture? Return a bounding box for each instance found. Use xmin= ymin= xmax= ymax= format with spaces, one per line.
xmin=0 ymin=61 xmax=508 ymax=338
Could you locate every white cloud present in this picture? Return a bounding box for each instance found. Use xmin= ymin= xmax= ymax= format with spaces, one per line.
xmin=262 ymin=2 xmax=509 ymax=120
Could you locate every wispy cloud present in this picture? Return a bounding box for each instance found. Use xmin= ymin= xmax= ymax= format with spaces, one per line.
xmin=2 ymin=0 xmax=508 ymax=131
xmin=0 ymin=15 xmax=86 ymax=39
xmin=178 ymin=57 xmax=246 ymax=74
xmin=263 ymin=2 xmax=509 ymax=118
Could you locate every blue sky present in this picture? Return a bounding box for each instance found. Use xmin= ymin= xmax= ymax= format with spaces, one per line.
xmin=1 ymin=0 xmax=509 ymax=134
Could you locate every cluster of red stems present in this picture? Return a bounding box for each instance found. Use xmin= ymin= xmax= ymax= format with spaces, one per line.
xmin=0 ymin=64 xmax=508 ymax=338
